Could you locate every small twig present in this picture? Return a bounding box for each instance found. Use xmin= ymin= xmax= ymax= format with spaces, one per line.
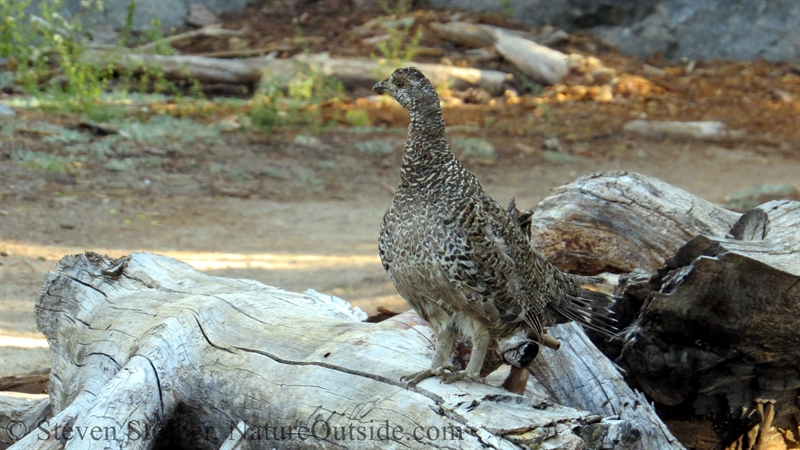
xmin=380 ymin=182 xmax=396 ymax=196
xmin=193 ymin=47 xmax=286 ymax=59
xmin=134 ymin=25 xmax=249 ymax=52
xmin=542 ymin=334 xmax=561 ymax=350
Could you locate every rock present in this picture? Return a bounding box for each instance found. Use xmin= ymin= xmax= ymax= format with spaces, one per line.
xmin=542 ymin=151 xmax=580 ymax=164
xmin=461 ymin=87 xmax=492 ymax=104
xmin=591 ymin=7 xmax=676 ymax=59
xmin=28 ymin=0 xmax=246 ymax=33
xmin=428 ymin=0 xmax=800 ymax=62
xmin=590 ymin=67 xmax=616 ymax=86
xmin=451 ymin=138 xmax=497 ymax=159
xmin=642 ymin=64 xmax=665 ymax=77
xmin=186 ymin=4 xmax=221 ymax=27
xmin=89 ymin=25 xmax=119 ymax=45
xmin=355 ymin=139 xmax=398 ymax=156
xmin=0 ymin=102 xmax=15 ymax=117
xmin=622 ymin=120 xmax=746 ymax=141
xmin=543 ymin=137 xmax=563 ymax=152
xmin=293 ymin=134 xmax=324 ymax=148
xmin=772 ymin=89 xmax=794 ymax=103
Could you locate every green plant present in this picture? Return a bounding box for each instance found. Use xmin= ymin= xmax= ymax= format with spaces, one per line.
xmin=372 ymin=23 xmax=422 ymax=65
xmin=345 ymin=109 xmax=371 ymax=127
xmin=499 ymin=0 xmax=514 ymax=17
xmin=249 ymin=64 xmax=342 ymax=132
xmin=142 ymin=19 xmax=176 ymax=55
xmin=118 ymin=1 xmax=136 ymax=47
xmin=378 ymin=0 xmax=409 ymax=15
xmin=0 ymin=0 xmax=194 ymax=112
xmin=0 ymin=0 xmax=36 ymax=61
xmin=513 ymin=68 xmax=544 ymax=96
xmin=11 ymin=148 xmax=76 ymax=172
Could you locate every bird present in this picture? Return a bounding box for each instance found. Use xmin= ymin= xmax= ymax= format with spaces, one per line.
xmin=373 ymin=67 xmax=615 ymax=386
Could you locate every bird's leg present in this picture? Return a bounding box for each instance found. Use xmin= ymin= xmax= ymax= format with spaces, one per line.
xmin=402 ymin=322 xmax=456 ymax=387
xmin=441 ymin=326 xmax=490 ymax=384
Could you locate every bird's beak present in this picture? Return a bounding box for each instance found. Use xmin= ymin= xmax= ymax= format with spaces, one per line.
xmin=373 ymin=80 xmax=387 ymax=93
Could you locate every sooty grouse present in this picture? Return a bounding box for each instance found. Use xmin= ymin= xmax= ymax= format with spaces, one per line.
xmin=374 ymin=67 xmax=615 ymax=386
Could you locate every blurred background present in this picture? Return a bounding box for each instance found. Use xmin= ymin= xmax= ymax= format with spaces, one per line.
xmin=0 ymin=1 xmax=798 ymax=445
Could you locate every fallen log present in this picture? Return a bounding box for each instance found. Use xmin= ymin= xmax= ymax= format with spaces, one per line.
xmin=529 ymin=171 xmax=800 ymax=449
xmin=0 ymin=393 xmax=50 ymax=448
xmin=80 ymin=50 xmax=512 ymax=95
xmin=4 ymin=251 xmax=675 ymax=450
xmin=430 ymin=22 xmax=568 ymax=85
xmin=294 ymin=53 xmax=512 ymax=95
xmin=530 ymin=171 xmax=741 ymax=274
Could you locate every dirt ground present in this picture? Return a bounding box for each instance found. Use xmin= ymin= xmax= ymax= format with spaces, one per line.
xmin=1 ymin=2 xmax=799 ymax=380
xmin=2 ymin=121 xmax=798 ymax=378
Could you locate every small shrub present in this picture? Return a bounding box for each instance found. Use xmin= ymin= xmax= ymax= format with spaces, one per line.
xmin=11 ymin=148 xmax=75 ymax=172
xmin=345 ymin=109 xmax=371 ymax=127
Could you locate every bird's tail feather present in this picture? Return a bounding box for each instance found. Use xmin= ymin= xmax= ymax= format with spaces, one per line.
xmin=554 ymin=289 xmax=618 ymax=339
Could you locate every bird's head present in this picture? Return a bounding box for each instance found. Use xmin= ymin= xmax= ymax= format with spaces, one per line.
xmin=373 ymin=67 xmax=440 ymax=114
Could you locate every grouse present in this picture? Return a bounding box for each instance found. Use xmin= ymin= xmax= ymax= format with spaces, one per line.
xmin=374 ymin=67 xmax=615 ymax=385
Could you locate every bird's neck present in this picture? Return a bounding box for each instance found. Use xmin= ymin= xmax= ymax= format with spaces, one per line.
xmin=400 ymin=108 xmax=456 ymax=188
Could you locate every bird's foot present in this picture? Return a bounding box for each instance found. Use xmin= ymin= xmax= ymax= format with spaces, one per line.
xmin=401 ymin=366 xmax=455 ymax=387
xmin=440 ymin=371 xmax=483 ymax=384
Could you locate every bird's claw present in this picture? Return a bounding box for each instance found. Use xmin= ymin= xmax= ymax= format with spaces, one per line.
xmin=440 ymin=371 xmax=483 ymax=384
xmin=401 ymin=366 xmax=456 ymax=387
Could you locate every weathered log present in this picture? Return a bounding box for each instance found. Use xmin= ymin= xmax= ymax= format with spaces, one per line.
xmin=0 ymin=392 xmax=51 ymax=448
xmin=530 ymin=171 xmax=741 ymax=274
xmin=81 ymin=50 xmax=512 ymax=95
xmin=621 ymin=200 xmax=800 ymax=439
xmin=430 ymin=22 xmax=568 ymax=85
xmin=531 ymin=323 xmax=684 ymax=450
xmin=292 ymin=53 xmax=512 ymax=95
xmin=0 ymin=370 xmax=49 ymax=394
xmin=4 ymin=251 xmax=674 ymax=450
xmin=529 ymin=171 xmax=800 ymax=449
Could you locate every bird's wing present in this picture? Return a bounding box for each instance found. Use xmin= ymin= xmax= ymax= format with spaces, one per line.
xmin=434 ymin=195 xmax=545 ymax=339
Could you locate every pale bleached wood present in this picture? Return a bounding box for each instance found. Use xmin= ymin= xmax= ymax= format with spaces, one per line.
xmin=530 ymin=171 xmax=741 ymax=274
xmin=80 ymin=50 xmax=512 ymax=94
xmin=0 ymin=393 xmax=51 ymax=449
xmin=430 ymin=22 xmax=568 ymax=85
xmin=531 ymin=323 xmax=684 ymax=450
xmin=8 ymin=252 xmax=643 ymax=449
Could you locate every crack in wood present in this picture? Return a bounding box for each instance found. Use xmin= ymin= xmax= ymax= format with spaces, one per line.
xmin=57 ymin=272 xmax=108 ymax=298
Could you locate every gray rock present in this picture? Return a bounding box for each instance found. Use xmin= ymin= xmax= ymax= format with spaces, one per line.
xmin=591 ymin=6 xmax=677 ymax=58
xmin=28 ymin=0 xmax=247 ymax=33
xmin=594 ymin=0 xmax=800 ymax=61
xmin=186 ymin=3 xmax=221 ymax=27
xmin=429 ymin=0 xmax=800 ymax=62
xmin=0 ymin=103 xmax=16 ymax=117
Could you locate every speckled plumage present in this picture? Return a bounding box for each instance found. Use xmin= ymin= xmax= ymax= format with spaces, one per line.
xmin=374 ymin=68 xmax=614 ymax=384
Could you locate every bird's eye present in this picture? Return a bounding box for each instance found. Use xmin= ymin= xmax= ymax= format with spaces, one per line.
xmin=394 ymin=79 xmax=405 ymax=88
